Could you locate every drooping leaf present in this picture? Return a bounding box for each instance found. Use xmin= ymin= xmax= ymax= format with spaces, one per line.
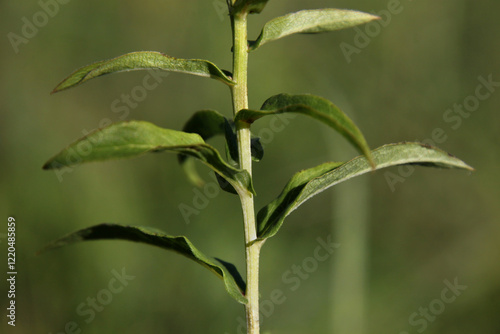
xmin=221 ymin=120 xmax=264 ymax=194
xmin=42 ymin=121 xmax=254 ymax=196
xmin=52 ymin=51 xmax=234 ymax=93
xmin=232 ymin=0 xmax=269 ymax=15
xmin=251 ymin=137 xmax=264 ymax=160
xmin=38 ymin=224 xmax=247 ymax=304
xmin=257 ymin=142 xmax=474 ymax=240
xmin=178 ymin=110 xmax=227 ymax=187
xmin=249 ymin=9 xmax=379 ymax=50
xmin=179 ymin=110 xmax=263 ymax=164
xmin=182 ymin=110 xmax=227 ymax=141
xmin=215 ymin=171 xmax=238 ymax=195
xmin=225 ymin=120 xmax=264 ymax=164
xmin=236 ymin=93 xmax=374 ymax=168
xmin=178 ymin=111 xmax=262 ymax=193
xmin=225 ymin=119 xmax=239 ymax=164
xmin=221 ymin=120 xmax=265 ymax=193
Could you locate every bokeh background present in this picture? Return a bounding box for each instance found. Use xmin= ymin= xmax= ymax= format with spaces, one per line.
xmin=1 ymin=0 xmax=499 ymax=333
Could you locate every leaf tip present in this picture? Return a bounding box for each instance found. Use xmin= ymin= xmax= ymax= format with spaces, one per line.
xmin=36 ymin=237 xmax=66 ymax=255
xmin=50 ymin=86 xmax=61 ymax=95
xmin=417 ymin=142 xmax=474 ymax=172
xmin=42 ymin=159 xmax=60 ymax=170
xmin=461 ymin=162 xmax=475 ymax=172
xmin=51 ymin=78 xmax=72 ymax=94
xmin=42 ymin=161 xmax=52 ymax=170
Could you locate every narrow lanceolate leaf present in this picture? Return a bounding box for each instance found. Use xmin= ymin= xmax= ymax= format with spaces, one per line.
xmin=236 ymin=93 xmax=375 ymax=168
xmin=257 ymin=142 xmax=474 ymax=240
xmin=232 ymin=0 xmax=269 ymax=15
xmin=43 ymin=121 xmax=254 ymax=195
xmin=38 ymin=224 xmax=247 ymax=304
xmin=249 ymin=9 xmax=379 ymax=50
xmin=52 ymin=51 xmax=234 ymax=93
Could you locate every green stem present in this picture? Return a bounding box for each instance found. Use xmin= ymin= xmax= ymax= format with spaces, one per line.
xmin=230 ymin=9 xmax=262 ymax=334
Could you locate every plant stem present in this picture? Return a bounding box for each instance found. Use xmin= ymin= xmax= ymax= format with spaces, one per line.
xmin=230 ymin=10 xmax=262 ymax=334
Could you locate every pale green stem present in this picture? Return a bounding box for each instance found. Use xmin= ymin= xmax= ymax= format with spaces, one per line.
xmin=230 ymin=9 xmax=262 ymax=334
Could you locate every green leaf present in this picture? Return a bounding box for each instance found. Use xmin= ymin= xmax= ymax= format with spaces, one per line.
xmin=38 ymin=224 xmax=247 ymax=304
xmin=236 ymin=93 xmax=375 ymax=168
xmin=179 ymin=111 xmax=263 ymax=191
xmin=180 ymin=110 xmax=263 ymax=163
xmin=220 ymin=121 xmax=264 ymax=195
xmin=250 ymin=9 xmax=379 ymax=50
xmin=52 ymin=51 xmax=235 ymax=93
xmin=179 ymin=110 xmax=227 ymax=187
xmin=182 ymin=110 xmax=227 ymax=141
xmin=257 ymin=142 xmax=474 ymax=240
xmin=225 ymin=120 xmax=264 ymax=164
xmin=232 ymin=0 xmax=269 ymax=15
xmin=43 ymin=121 xmax=255 ymax=196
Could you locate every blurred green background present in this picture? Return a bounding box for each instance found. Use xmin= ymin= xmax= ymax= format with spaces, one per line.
xmin=1 ymin=0 xmax=499 ymax=333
